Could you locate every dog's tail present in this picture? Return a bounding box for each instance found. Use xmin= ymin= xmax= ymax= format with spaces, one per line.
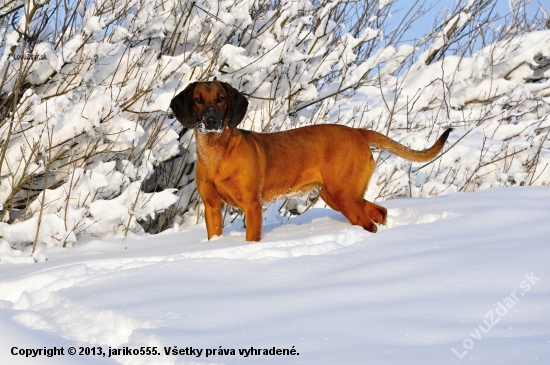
xmin=363 ymin=128 xmax=452 ymax=162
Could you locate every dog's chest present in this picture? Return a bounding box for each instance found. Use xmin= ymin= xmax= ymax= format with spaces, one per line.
xmin=216 ymin=189 xmax=238 ymax=207
xmin=203 ymin=167 xmax=239 ymax=207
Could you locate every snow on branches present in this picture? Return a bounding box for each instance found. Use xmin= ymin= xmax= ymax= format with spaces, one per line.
xmin=0 ymin=0 xmax=548 ymax=258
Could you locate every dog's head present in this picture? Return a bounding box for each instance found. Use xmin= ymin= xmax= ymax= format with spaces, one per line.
xmin=170 ymin=81 xmax=248 ymax=133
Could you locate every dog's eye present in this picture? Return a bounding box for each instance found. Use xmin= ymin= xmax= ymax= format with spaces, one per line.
xmin=217 ymin=96 xmax=225 ymax=103
xmin=194 ymin=98 xmax=203 ymax=104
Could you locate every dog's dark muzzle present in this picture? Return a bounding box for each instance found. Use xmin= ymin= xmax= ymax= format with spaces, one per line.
xmin=199 ymin=105 xmax=224 ymax=132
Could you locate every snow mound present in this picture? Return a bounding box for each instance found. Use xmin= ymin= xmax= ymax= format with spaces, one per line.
xmin=0 ymin=188 xmax=549 ymax=365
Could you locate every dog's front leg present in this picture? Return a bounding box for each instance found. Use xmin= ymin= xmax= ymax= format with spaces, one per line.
xmin=243 ymin=202 xmax=262 ymax=242
xmin=199 ymin=182 xmax=223 ymax=240
xmin=204 ymin=200 xmax=223 ymax=240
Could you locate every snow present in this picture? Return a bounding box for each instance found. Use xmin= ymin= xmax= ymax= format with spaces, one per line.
xmin=0 ymin=1 xmax=549 ymax=361
xmin=1 ymin=187 xmax=549 ymax=364
xmin=1 ymin=0 xmax=549 ymax=253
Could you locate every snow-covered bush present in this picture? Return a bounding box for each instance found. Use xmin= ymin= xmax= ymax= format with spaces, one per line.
xmin=0 ymin=0 xmax=549 ymax=257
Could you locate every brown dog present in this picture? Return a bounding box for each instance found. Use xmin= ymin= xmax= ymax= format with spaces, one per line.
xmin=170 ymin=81 xmax=451 ymax=241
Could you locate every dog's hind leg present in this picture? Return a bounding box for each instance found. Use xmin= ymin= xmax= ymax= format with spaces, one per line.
xmin=320 ymin=152 xmax=386 ymax=231
xmin=320 ymin=187 xmax=385 ymax=225
xmin=322 ymin=185 xmax=378 ymax=232
xmin=364 ymin=201 xmax=387 ymax=225
xmin=355 ymin=154 xmax=387 ymax=225
xmin=338 ymin=197 xmax=378 ymax=233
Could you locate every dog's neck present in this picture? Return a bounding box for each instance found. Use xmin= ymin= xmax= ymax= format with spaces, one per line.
xmin=195 ymin=127 xmax=233 ymax=169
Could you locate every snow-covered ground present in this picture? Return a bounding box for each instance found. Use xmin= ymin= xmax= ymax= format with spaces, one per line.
xmin=1 ymin=187 xmax=549 ymax=365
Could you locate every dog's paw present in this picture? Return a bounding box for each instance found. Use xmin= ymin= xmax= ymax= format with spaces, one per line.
xmin=366 ymin=222 xmax=377 ymax=233
xmin=367 ymin=203 xmax=387 ymax=225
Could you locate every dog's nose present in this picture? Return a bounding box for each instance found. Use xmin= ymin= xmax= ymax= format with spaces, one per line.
xmin=206 ymin=116 xmax=217 ymax=129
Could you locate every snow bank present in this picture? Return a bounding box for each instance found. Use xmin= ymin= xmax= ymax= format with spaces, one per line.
xmin=0 ymin=187 xmax=548 ymax=364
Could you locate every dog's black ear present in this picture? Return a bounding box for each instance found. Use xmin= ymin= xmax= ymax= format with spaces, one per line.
xmin=170 ymin=82 xmax=197 ymax=128
xmin=222 ymin=82 xmax=248 ymax=128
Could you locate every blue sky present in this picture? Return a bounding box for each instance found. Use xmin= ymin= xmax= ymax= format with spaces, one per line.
xmin=403 ymin=0 xmax=546 ymax=39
